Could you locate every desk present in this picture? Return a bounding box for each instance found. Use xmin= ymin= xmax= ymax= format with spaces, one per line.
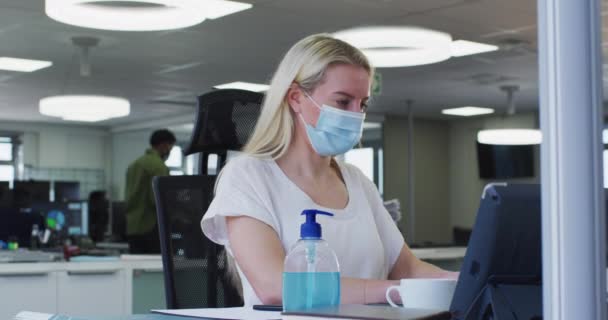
xmin=1 ymin=255 xmax=164 ymax=320
xmin=50 ymin=314 xmax=188 ymax=320
xmin=10 ymin=249 xmax=466 ymax=320
xmin=411 ymin=247 xmax=466 ymax=260
xmin=412 ymin=246 xmax=466 ymax=271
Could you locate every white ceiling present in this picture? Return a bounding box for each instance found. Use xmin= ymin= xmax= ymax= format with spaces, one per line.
xmin=0 ymin=0 xmax=603 ymax=128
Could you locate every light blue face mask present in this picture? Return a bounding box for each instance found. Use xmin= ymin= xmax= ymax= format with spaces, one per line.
xmin=299 ymin=92 xmax=365 ymax=156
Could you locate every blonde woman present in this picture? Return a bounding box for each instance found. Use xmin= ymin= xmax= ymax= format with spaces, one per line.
xmin=201 ymin=34 xmax=457 ymax=307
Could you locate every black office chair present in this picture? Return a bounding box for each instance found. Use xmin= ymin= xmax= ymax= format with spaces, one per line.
xmin=183 ymin=88 xmax=264 ymax=174
xmin=88 ymin=190 xmax=109 ymax=243
xmin=153 ymin=175 xmax=242 ymax=309
xmin=110 ymin=201 xmax=127 ymax=242
xmin=153 ymin=89 xmax=263 ymax=309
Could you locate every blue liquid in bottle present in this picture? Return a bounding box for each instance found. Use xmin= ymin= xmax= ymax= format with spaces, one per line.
xmin=283 ymin=272 xmax=340 ymax=311
xmin=283 ymin=210 xmax=341 ymax=312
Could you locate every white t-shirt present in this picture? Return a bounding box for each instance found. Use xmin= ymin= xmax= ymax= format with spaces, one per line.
xmin=201 ymin=155 xmax=405 ymax=306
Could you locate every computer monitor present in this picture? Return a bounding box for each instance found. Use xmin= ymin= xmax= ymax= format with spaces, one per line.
xmin=0 ymin=181 xmax=11 ymax=207
xmin=30 ymin=201 xmax=89 ymax=238
xmin=0 ymin=206 xmax=42 ymax=247
xmin=450 ymin=183 xmax=542 ymax=320
xmin=54 ymin=181 xmax=81 ymax=202
xmin=13 ymin=181 xmax=51 ymax=208
xmin=65 ymin=201 xmax=88 ymax=237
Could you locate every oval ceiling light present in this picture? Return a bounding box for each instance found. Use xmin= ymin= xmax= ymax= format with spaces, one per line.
xmin=442 ymin=106 xmax=495 ymax=117
xmin=40 ymin=95 xmax=130 ymax=122
xmin=333 ymin=26 xmax=452 ymax=68
xmin=477 ymin=129 xmax=542 ymax=145
xmin=45 ymin=0 xmax=252 ymax=31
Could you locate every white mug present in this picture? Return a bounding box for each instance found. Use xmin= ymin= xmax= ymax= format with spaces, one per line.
xmin=385 ymin=278 xmax=457 ymax=310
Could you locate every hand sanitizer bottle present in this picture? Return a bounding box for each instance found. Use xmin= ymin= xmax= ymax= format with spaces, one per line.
xmin=282 ymin=209 xmax=340 ymax=311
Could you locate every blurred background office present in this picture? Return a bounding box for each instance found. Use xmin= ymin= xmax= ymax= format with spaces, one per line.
xmin=0 ymin=0 xmax=605 ymax=318
xmin=0 ymin=0 xmax=553 ymax=249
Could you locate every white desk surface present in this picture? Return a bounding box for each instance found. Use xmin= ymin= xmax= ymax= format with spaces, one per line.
xmin=0 ymin=255 xmax=163 ymax=273
xmin=411 ymin=247 xmax=467 ymax=260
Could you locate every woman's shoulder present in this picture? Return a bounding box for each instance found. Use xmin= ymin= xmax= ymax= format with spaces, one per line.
xmin=221 ymin=153 xmax=273 ymax=177
xmin=226 ymin=153 xmax=269 ymax=166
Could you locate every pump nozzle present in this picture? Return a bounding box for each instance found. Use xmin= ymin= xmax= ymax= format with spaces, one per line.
xmin=300 ymin=209 xmax=333 ymax=239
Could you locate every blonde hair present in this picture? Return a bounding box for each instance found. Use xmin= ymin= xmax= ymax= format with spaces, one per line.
xmin=242 ymin=33 xmax=373 ymax=159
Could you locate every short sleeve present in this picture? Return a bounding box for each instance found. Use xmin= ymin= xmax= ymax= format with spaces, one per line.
xmin=201 ymin=156 xmax=279 ymax=246
xmin=357 ymin=168 xmax=405 ymax=272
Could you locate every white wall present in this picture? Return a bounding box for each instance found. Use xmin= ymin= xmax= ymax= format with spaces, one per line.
xmin=448 ymin=113 xmax=540 ymax=228
xmin=110 ymin=130 xmax=151 ymax=201
xmin=383 ymin=116 xmax=451 ymax=245
xmin=0 ymin=121 xmax=110 ymax=169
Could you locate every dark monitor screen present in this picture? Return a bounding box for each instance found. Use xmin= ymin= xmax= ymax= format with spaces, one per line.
xmin=0 ymin=206 xmax=42 ymax=247
xmin=13 ymin=181 xmax=51 ymax=207
xmin=450 ymin=183 xmax=542 ymax=319
xmin=0 ymin=181 xmax=10 ymax=207
xmin=30 ymin=201 xmax=88 ymax=237
xmin=54 ymin=181 xmax=81 ymax=202
xmin=476 ymin=143 xmax=535 ymax=179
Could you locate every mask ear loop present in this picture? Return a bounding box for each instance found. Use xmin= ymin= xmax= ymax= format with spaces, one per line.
xmin=297 ymin=112 xmax=309 ymax=127
xmin=297 ymin=111 xmax=323 ymax=155
xmin=298 ymin=89 xmax=322 ymax=129
xmin=301 ymin=90 xmax=322 ymax=111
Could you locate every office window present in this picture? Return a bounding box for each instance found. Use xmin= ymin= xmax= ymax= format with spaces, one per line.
xmin=345 ymin=147 xmax=375 ymax=182
xmin=0 ymin=165 xmax=14 ymax=182
xmin=378 ymin=148 xmax=384 ymax=196
xmin=208 ymin=153 xmax=219 ymax=175
xmin=167 ymin=146 xmax=183 ymax=176
xmin=604 ymin=150 xmax=608 ymax=188
xmin=338 ymin=123 xmax=384 ymax=195
xmin=166 ymin=146 xmax=183 ymax=168
xmin=0 ymin=141 xmax=11 ymax=161
xmin=0 ymin=136 xmax=17 ymax=184
xmin=185 ymin=154 xmax=198 ymax=175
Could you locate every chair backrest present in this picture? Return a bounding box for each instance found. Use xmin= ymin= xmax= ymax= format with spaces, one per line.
xmin=183 ymin=89 xmax=264 ymax=174
xmin=110 ymin=201 xmax=127 ymax=242
xmin=153 ymin=175 xmax=243 ymax=309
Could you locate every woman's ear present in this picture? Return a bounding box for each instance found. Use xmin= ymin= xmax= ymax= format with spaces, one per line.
xmin=286 ymin=83 xmax=303 ymax=114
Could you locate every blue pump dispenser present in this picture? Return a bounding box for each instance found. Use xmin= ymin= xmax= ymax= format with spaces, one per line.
xmin=300 ymin=209 xmax=333 ymax=239
xmin=283 ymin=209 xmax=341 ymax=311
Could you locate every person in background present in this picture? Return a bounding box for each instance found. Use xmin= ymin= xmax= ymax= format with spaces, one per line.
xmin=201 ymin=34 xmax=457 ymax=306
xmin=125 ymin=129 xmax=175 ymax=254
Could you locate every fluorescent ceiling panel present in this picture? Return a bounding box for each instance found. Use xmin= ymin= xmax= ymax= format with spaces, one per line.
xmin=214 ymin=81 xmax=270 ymax=92
xmin=0 ymin=57 xmax=52 ymax=72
